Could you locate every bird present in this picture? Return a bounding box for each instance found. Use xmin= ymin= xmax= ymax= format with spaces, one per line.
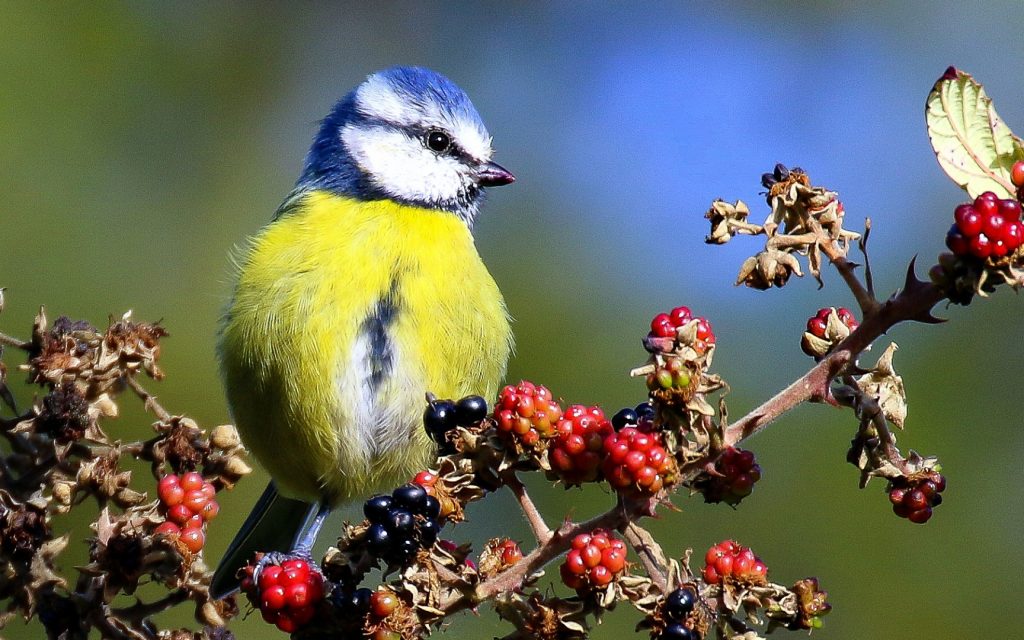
xmin=211 ymin=66 xmax=515 ymax=597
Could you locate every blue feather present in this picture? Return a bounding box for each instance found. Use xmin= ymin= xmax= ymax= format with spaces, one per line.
xmin=295 ymin=66 xmax=488 ymax=202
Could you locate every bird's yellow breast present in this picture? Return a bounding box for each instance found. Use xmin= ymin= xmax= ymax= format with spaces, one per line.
xmin=219 ymin=190 xmax=512 ymax=503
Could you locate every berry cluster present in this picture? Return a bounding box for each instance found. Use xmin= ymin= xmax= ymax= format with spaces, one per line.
xmin=945 ymin=191 xmax=1024 ymax=260
xmin=548 ymin=405 xmax=614 ymax=485
xmin=611 ymin=401 xmax=655 ymax=432
xmin=801 ymin=307 xmax=858 ymax=358
xmin=658 ymin=586 xmax=702 ymax=640
xmin=646 ymin=357 xmax=696 ymax=394
xmin=240 ymin=557 xmax=325 ymax=632
xmin=153 ymin=472 xmax=218 ymax=553
xmin=649 ymin=305 xmax=716 ymax=354
xmin=602 ymin=426 xmax=675 ymax=494
xmin=702 ymin=540 xmax=768 ymax=586
xmin=494 ymin=380 xmax=563 ymax=448
xmin=424 ymin=395 xmax=489 ymax=452
xmin=696 ymin=447 xmax=761 ymax=506
xmin=559 ymin=529 xmax=627 ymax=591
xmin=807 ymin=307 xmax=858 ymax=338
xmin=888 ymin=472 xmax=946 ymax=524
xmin=364 ymin=484 xmax=441 ymax=565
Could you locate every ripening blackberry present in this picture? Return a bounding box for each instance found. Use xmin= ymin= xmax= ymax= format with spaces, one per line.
xmin=694 ymin=447 xmax=762 ymax=506
xmin=888 ymin=472 xmax=945 ymax=524
xmin=363 ymin=483 xmax=441 ymax=565
xmin=945 ymin=191 xmax=1024 ymax=260
xmin=239 ymin=557 xmax=325 ymax=632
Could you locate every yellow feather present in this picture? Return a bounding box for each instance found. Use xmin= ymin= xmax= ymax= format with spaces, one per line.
xmin=219 ymin=190 xmax=512 ymax=503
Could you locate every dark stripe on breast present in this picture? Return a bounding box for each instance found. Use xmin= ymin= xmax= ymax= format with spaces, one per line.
xmin=363 ymin=278 xmax=400 ymax=393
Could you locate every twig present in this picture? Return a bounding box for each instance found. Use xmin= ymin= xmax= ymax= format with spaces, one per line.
xmin=720 ymin=272 xmax=945 ymax=449
xmin=0 ymin=331 xmax=31 ymax=351
xmin=439 ymin=501 xmax=642 ymax=614
xmin=502 ymin=471 xmax=552 ymax=544
xmin=622 ymin=522 xmax=668 ymax=593
xmin=810 ymin=218 xmax=879 ymax=316
xmin=125 ymin=376 xmax=172 ymax=422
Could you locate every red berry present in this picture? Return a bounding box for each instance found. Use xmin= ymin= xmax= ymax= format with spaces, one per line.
xmin=702 ymin=565 xmax=720 ymax=584
xmin=806 ymin=316 xmax=827 ymax=338
xmin=167 ymin=504 xmax=193 ymax=525
xmin=500 ymin=541 xmax=523 ymax=565
xmin=974 ymin=192 xmax=999 ymax=218
xmin=954 ymin=204 xmax=983 ymax=236
xmin=1012 ymin=161 xmax=1024 ymax=188
xmin=291 ymin=605 xmax=316 ymax=625
xmin=982 ymin=211 xmax=1006 ymax=239
xmin=183 ymin=490 xmax=209 ymax=514
xmin=999 ymin=198 xmax=1022 ymax=221
xmin=285 ymin=583 xmax=311 ymax=609
xmin=651 ymin=313 xmax=675 ymax=338
xmin=908 ymin=507 xmax=933 ymax=524
xmin=259 ymin=565 xmax=283 ymax=591
xmin=179 ymin=471 xmax=204 ymax=492
xmin=199 ymin=500 xmax=220 ymax=521
xmin=157 ymin=475 xmax=184 ymax=506
xmin=179 ymin=527 xmax=205 ymax=553
xmin=413 ymin=471 xmax=437 ymax=487
xmin=154 ymin=521 xmax=180 ymax=536
xmin=601 ymin=547 xmax=627 ymax=573
xmin=580 ymin=544 xmax=602 ymax=568
xmin=274 ymin=612 xmax=296 ymax=633
xmin=564 ymin=550 xmax=587 ymax=575
xmin=369 ymin=590 xmax=399 ymax=618
xmin=1006 ymin=221 xmax=1024 ymax=249
xmin=669 ymin=306 xmax=693 ymax=326
xmin=969 ymin=233 xmax=992 ymax=259
xmin=589 ymin=564 xmax=612 ymax=586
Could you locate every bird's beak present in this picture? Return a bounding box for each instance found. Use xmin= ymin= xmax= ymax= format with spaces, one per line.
xmin=476 ymin=161 xmax=516 ymax=187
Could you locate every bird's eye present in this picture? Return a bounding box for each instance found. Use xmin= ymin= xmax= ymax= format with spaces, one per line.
xmin=425 ymin=130 xmax=451 ymax=153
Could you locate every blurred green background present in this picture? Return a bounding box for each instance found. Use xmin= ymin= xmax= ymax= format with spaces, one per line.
xmin=2 ymin=2 xmax=1023 ymax=638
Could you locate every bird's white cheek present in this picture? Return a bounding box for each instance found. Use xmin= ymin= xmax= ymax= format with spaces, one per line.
xmin=342 ymin=125 xmax=466 ymax=204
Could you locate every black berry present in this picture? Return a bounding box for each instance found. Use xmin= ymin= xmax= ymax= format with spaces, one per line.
xmin=660 ymin=622 xmax=697 ymax=640
xmin=392 ymin=484 xmax=428 ymax=512
xmin=611 ymin=407 xmax=638 ymax=430
xmin=664 ymin=587 xmax=696 ymax=620
xmin=363 ymin=495 xmax=393 ymax=521
xmin=455 ymin=395 xmax=488 ymax=425
xmin=424 ymin=400 xmax=457 ymax=442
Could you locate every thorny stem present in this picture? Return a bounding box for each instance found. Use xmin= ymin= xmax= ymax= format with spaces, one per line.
xmin=502 ymin=471 xmax=553 ymax=545
xmin=622 ymin=522 xmax=668 ymax=593
xmin=125 ymin=376 xmax=172 ymax=423
xmin=721 ymin=255 xmax=946 ymax=449
xmin=839 ymin=374 xmax=903 ymax=466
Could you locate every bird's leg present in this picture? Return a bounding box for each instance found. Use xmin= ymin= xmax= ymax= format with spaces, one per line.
xmin=294 ymin=501 xmax=332 ymax=558
xmin=253 ymin=501 xmax=331 ymax=584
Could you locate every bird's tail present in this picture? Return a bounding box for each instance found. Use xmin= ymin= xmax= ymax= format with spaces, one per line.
xmin=210 ymin=482 xmax=319 ymax=599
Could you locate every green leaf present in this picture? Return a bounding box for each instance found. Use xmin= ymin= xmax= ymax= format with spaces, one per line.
xmin=925 ymin=66 xmax=1024 ymax=199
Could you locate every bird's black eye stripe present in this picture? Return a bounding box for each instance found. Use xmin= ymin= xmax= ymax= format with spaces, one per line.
xmin=425 ymin=129 xmax=452 ymax=153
